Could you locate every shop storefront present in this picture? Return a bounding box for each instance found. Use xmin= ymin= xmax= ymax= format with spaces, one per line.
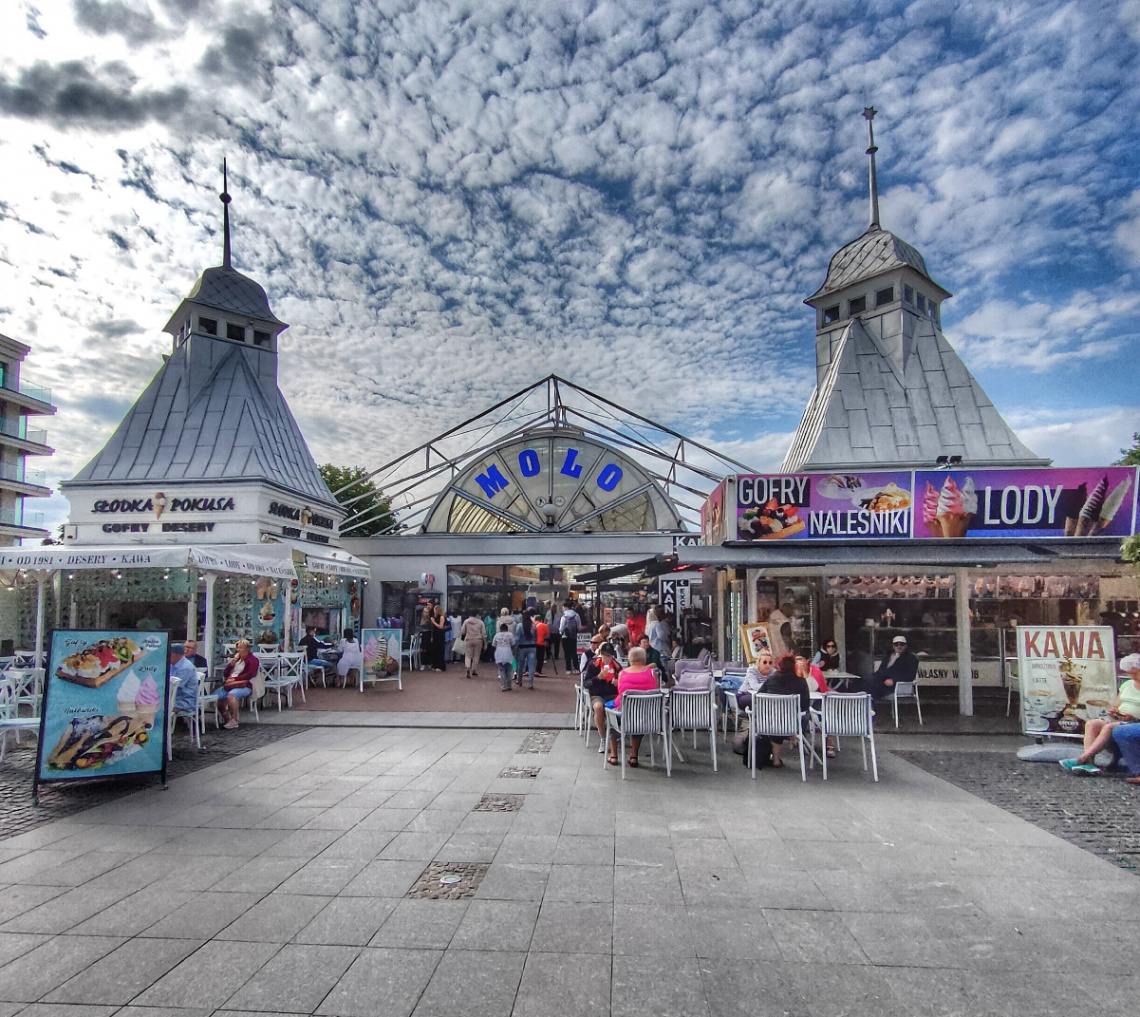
xmin=686 ymin=466 xmax=1139 ymax=714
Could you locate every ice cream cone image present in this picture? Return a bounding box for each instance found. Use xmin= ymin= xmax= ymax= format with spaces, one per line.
xmin=1091 ymin=476 xmax=1131 ymax=535
xmin=116 ymin=672 xmax=141 ymax=717
xmin=921 ymin=482 xmax=941 ymax=536
xmin=1059 ymin=660 xmax=1082 ymax=711
xmin=1062 ymin=482 xmax=1086 ymax=537
xmin=154 ymin=492 xmax=166 ymax=520
xmin=1064 ymin=516 xmax=1078 ymax=536
xmin=1074 ymin=475 xmax=1108 ymax=536
xmin=935 ymin=476 xmax=973 ymax=538
xmin=132 ymin=676 xmax=161 ymax=725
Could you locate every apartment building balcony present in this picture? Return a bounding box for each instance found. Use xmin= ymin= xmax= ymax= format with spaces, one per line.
xmin=0 ymin=418 xmax=52 ymax=456
xmin=0 ymin=376 xmax=55 ymax=417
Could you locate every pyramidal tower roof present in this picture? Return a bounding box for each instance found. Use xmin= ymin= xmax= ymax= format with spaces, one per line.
xmin=65 ymin=164 xmax=338 ymax=510
xmin=781 ymin=109 xmax=1047 ymax=473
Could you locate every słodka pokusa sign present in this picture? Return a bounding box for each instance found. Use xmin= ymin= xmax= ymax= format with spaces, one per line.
xmin=725 ymin=467 xmax=1139 ymax=542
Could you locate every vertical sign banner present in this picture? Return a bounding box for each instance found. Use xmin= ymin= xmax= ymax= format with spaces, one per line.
xmin=1016 ymin=625 xmax=1117 ymax=738
xmin=361 ymin=628 xmax=402 ymax=687
xmin=36 ymin=630 xmax=170 ymax=785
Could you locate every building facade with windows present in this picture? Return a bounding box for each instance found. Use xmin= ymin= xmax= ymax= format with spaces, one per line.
xmin=0 ymin=333 xmax=54 ymax=546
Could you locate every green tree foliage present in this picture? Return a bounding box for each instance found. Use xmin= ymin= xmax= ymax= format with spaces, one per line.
xmin=319 ymin=464 xmax=395 ymax=537
xmin=1117 ymin=432 xmax=1140 ymax=467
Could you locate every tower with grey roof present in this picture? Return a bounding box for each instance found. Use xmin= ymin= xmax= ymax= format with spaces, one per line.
xmin=62 ymin=167 xmax=342 ymax=546
xmin=781 ymin=110 xmax=1048 ymax=473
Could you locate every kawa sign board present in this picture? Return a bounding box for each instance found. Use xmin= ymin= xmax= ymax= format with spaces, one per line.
xmin=1016 ymin=625 xmax=1117 ymax=739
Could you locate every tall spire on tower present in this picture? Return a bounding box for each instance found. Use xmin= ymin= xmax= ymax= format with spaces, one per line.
xmin=862 ymin=107 xmax=880 ymax=230
xmin=220 ymin=158 xmax=232 ymax=269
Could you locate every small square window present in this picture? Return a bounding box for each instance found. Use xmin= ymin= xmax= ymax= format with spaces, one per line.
xmin=226 ymin=322 xmax=245 ymax=341
xmin=916 ymin=294 xmax=926 ymax=313
xmin=253 ymin=330 xmax=271 ymax=347
xmin=875 ymin=287 xmax=894 ymax=307
xmin=903 ymin=285 xmax=913 ymax=305
xmin=928 ymin=302 xmax=937 ymax=319
xmin=849 ymin=296 xmax=867 ymax=315
xmin=823 ymin=305 xmax=840 ymax=324
xmin=199 ymin=317 xmax=217 ymax=335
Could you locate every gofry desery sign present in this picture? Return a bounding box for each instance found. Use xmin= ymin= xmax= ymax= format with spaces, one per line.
xmin=716 ymin=467 xmax=1139 ymax=542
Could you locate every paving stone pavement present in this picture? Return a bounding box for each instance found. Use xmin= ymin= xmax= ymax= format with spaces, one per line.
xmin=0 ymin=726 xmax=1138 ymax=1017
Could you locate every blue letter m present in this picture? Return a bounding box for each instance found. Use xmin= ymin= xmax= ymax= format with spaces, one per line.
xmin=474 ymin=464 xmax=510 ymax=498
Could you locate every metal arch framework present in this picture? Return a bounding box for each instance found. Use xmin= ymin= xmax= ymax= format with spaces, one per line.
xmin=335 ymin=375 xmax=763 ymax=537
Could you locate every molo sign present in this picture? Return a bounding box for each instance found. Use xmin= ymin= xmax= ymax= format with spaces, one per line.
xmin=473 ymin=446 xmax=623 ymax=499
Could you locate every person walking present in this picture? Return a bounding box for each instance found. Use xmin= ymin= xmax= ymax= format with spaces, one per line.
xmin=516 ymin=609 xmax=538 ymax=689
xmin=535 ymin=614 xmax=550 ymax=676
xmin=492 ymin=622 xmax=516 ymax=692
xmin=560 ymin=601 xmax=582 ymax=673
xmin=460 ymin=612 xmax=486 ymax=679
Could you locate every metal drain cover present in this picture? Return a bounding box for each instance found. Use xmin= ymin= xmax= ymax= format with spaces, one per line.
xmin=519 ymin=730 xmax=557 ymax=753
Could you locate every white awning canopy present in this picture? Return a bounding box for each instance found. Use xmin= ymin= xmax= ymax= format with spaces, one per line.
xmin=264 ymin=538 xmax=371 ymax=580
xmin=0 ymin=543 xmax=297 ymax=579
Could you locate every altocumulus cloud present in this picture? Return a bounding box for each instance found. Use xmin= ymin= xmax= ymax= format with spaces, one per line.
xmin=0 ymin=0 xmax=1137 ymax=529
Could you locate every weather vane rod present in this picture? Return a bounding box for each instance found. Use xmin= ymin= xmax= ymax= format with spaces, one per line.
xmin=862 ymin=107 xmax=880 ymax=229
xmin=220 ymin=158 xmax=232 ymax=268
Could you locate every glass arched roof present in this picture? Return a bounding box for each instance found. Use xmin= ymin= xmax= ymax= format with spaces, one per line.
xmin=423 ymin=427 xmax=684 ymax=534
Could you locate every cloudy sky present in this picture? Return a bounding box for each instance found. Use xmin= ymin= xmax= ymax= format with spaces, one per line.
xmin=1 ymin=0 xmax=1138 ymax=532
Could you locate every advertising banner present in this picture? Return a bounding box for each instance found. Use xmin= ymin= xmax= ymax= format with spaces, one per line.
xmin=36 ymin=629 xmax=169 ymax=786
xmin=735 ymin=472 xmax=913 ymax=541
xmin=702 ymin=480 xmax=727 ymax=545
xmin=913 ymin=468 xmax=1137 ymax=539
xmin=251 ymin=578 xmax=284 ymax=647
xmin=361 ymin=628 xmax=402 ymax=689
xmin=1016 ymin=625 xmax=1117 ymax=738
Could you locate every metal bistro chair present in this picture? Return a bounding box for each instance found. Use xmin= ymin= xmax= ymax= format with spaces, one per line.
xmin=749 ymin=692 xmax=807 ymax=781
xmin=401 ymin=633 xmax=422 ymax=672
xmin=669 ymin=687 xmax=718 ymax=771
xmin=604 ymin=690 xmax=670 ymax=779
xmin=810 ymin=692 xmax=878 ymax=782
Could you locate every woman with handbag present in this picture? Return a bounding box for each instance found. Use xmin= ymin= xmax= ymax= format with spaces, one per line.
xmin=218 ymin=639 xmax=259 ymax=729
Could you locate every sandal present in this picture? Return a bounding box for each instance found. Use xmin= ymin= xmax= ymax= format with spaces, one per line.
xmin=826 ymin=747 xmax=837 ymax=758
xmin=607 ymin=755 xmax=619 ymax=766
xmin=770 ymin=757 xmax=783 ymax=768
xmin=1126 ymin=776 xmax=1140 ymax=785
xmin=627 ymin=757 xmax=638 ymax=768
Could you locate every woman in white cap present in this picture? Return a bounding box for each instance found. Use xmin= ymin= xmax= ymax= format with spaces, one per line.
xmin=1061 ymin=653 xmax=1140 ymax=774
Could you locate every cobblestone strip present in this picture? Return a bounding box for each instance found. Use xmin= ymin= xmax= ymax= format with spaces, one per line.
xmin=0 ymin=724 xmax=305 ymax=842
xmin=473 ymin=793 xmax=525 ymax=812
xmin=498 ymin=766 xmax=540 ymax=778
xmin=406 ymin=861 xmax=491 ymax=899
xmin=519 ymin=730 xmax=557 ymax=753
xmin=898 ymin=750 xmax=1140 ymax=875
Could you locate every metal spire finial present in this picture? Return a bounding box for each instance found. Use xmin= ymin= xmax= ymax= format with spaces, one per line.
xmin=220 ymin=158 xmax=232 ymax=268
xmin=862 ymin=107 xmax=880 ymax=229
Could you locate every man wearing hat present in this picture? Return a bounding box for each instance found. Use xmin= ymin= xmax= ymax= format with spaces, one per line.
xmin=867 ymin=635 xmax=920 ymax=700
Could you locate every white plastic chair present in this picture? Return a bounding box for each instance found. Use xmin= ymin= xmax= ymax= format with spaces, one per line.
xmin=669 ymin=688 xmax=718 ymax=771
xmin=889 ymin=677 xmax=922 ymax=728
xmin=749 ymin=692 xmax=806 ymax=781
xmin=166 ymin=676 xmax=202 ymax=759
xmin=604 ymin=691 xmax=670 ymax=779
xmin=810 ymin=693 xmax=878 ymax=781
xmin=401 ymin=633 xmax=422 ymax=672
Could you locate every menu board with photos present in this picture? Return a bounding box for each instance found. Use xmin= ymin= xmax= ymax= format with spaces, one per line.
xmin=36 ymin=629 xmax=170 ymax=789
xmin=1016 ymin=625 xmax=1117 ymax=739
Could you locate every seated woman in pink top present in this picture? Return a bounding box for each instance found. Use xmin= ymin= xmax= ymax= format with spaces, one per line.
xmin=607 ymin=646 xmax=660 ymax=768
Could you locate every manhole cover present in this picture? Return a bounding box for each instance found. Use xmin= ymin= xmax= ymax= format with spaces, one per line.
xmin=474 ymin=793 xmax=524 ymax=812
xmin=499 ymin=766 xmax=540 ymax=778
xmin=519 ymin=730 xmax=557 ymax=753
xmin=406 ymin=861 xmax=490 ymax=899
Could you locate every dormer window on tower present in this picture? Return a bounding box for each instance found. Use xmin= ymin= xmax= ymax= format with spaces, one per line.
xmin=199 ymin=317 xmax=218 ymax=336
